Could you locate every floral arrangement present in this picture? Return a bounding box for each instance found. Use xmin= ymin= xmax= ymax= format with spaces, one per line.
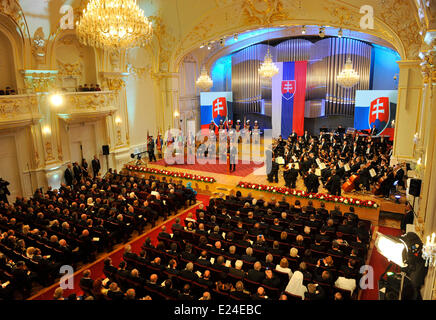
xmin=125 ymin=165 xmax=216 ymax=183
xmin=237 ymin=181 xmax=379 ymax=209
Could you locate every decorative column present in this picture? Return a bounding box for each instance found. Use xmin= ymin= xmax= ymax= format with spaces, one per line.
xmin=99 ymin=71 xmax=131 ymax=171
xmin=416 ymin=33 xmax=436 ymax=300
xmin=158 ymin=72 xmax=180 ymax=132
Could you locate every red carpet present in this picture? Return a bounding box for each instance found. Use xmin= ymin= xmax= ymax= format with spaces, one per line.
xmin=360 ymin=226 xmax=403 ymax=300
xmin=154 ymin=159 xmax=263 ymax=177
xmin=31 ymin=194 xmax=210 ymax=300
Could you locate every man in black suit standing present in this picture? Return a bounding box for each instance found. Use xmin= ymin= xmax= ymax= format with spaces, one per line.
xmin=401 ymin=202 xmax=415 ymax=232
xmin=305 ymin=168 xmax=320 ymax=193
xmin=370 ymin=125 xmax=378 ymax=136
xmin=325 ymin=170 xmax=341 ymax=196
xmin=286 ymin=163 xmax=299 ymax=188
xmin=73 ymin=162 xmax=82 ymax=182
xmin=147 ymin=136 xmax=156 ymax=162
xmin=0 ymin=178 xmax=10 ymax=204
xmin=267 ymin=157 xmax=279 ymax=183
xmin=92 ymin=155 xmax=101 ymax=178
xmin=64 ymin=163 xmax=73 ymax=186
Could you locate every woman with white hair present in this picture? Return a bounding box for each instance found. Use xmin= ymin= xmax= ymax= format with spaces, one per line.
xmin=87 ymin=197 xmax=94 ymax=206
xmin=285 ymin=271 xmax=307 ymax=300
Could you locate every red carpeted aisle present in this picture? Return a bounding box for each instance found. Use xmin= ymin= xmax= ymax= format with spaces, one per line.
xmin=360 ymin=226 xmax=403 ymax=300
xmin=154 ymin=159 xmax=263 ymax=177
xmin=31 ymin=194 xmax=210 ymax=300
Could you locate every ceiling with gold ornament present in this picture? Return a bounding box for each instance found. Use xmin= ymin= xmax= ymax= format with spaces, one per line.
xmin=134 ymin=0 xmax=425 ymax=72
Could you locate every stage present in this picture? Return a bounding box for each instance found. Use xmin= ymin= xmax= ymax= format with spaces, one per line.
xmin=123 ymin=159 xmax=406 ymax=226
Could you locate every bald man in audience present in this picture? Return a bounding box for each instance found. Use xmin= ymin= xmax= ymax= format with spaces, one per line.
xmin=247 ymin=261 xmax=265 ymax=283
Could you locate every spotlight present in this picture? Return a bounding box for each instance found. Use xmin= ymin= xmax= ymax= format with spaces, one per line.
xmin=338 ymin=28 xmax=343 ymax=38
xmin=301 ymin=25 xmax=306 ymax=34
xmin=375 ymin=232 xmax=408 ymax=268
xmin=234 ymin=34 xmax=238 ymax=41
xmin=207 ymin=43 xmax=211 ymax=50
xmin=49 ymin=93 xmax=64 ymax=107
xmin=395 ymin=194 xmax=401 ymax=204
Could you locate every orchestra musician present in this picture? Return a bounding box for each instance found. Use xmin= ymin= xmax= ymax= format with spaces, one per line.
xmin=269 ymin=127 xmax=400 ymax=200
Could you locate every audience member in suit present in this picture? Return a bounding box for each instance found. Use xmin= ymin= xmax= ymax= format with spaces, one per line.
xmin=158 ymin=225 xmax=171 ymax=239
xmin=161 ymin=279 xmax=179 ymax=298
xmin=179 ymin=262 xmax=199 ymax=281
xmin=241 ymin=247 xmax=256 ymax=263
xmin=79 ymin=269 xmax=94 ymax=292
xmin=251 ymin=286 xmax=269 ymax=300
xmin=229 ymin=260 xmax=245 ymax=279
xmin=304 ymin=283 xmax=326 ymax=300
xmin=262 ymin=269 xmax=281 ymax=289
xmin=196 ymin=270 xmax=214 ymax=288
xmin=247 ymin=261 xmax=265 ymax=283
xmin=196 ymin=250 xmax=212 ymax=266
xmin=180 ymin=243 xmax=196 ymax=262
xmin=107 ymin=282 xmax=125 ymax=300
xmin=230 ymin=281 xmax=251 ymax=300
xmin=178 ymin=284 xmax=194 ymax=300
xmin=171 ymin=218 xmax=183 ymax=232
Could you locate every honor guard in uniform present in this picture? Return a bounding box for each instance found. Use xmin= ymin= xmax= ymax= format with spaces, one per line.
xmin=209 ymin=121 xmax=216 ymax=133
xmin=218 ymin=119 xmax=226 ymax=131
xmin=235 ymin=120 xmax=242 ymax=132
xmin=244 ymin=120 xmax=251 ymax=133
xmin=253 ymin=120 xmax=261 ymax=143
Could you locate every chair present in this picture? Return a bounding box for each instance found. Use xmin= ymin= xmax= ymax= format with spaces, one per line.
xmin=284 ymin=291 xmax=304 ymax=300
xmin=333 ymin=286 xmax=353 ymax=300
xmin=212 ymin=288 xmax=229 ymax=300
xmin=243 ymin=278 xmax=261 ymax=293
xmin=191 ymin=281 xmax=209 ymax=297
xmin=262 ymin=284 xmax=281 ymax=300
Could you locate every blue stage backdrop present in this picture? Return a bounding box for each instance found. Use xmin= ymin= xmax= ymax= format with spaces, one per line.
xmin=200 ymin=92 xmax=233 ymax=130
xmin=354 ymin=90 xmax=397 ymax=139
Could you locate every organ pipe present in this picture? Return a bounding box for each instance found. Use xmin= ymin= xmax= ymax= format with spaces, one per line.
xmin=231 ymin=37 xmax=372 ymax=118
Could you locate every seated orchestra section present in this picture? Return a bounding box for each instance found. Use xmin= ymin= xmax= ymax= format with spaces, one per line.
xmin=0 ymin=0 xmax=435 ymax=303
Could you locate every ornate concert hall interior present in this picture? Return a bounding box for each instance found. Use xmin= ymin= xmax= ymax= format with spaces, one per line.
xmin=0 ymin=0 xmax=434 ymax=301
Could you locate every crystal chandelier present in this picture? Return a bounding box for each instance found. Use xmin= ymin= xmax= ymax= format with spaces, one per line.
xmin=196 ymin=66 xmax=213 ymax=91
xmin=258 ymin=48 xmax=279 ymax=78
xmin=76 ymin=0 xmax=153 ymax=50
xmin=337 ymin=57 xmax=360 ymax=88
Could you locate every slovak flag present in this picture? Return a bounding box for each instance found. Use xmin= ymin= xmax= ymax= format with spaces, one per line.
xmin=369 ymin=97 xmax=390 ymax=133
xmin=200 ymin=92 xmax=233 ymax=130
xmin=354 ymin=90 xmax=397 ymax=139
xmin=272 ymin=61 xmax=307 ymax=138
xmin=212 ymin=97 xmax=227 ymax=127
xmin=282 ymin=80 xmax=296 ymax=100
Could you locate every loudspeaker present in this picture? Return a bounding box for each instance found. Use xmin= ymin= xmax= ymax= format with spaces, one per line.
xmin=102 ymin=145 xmax=110 ymax=156
xmin=409 ymin=179 xmax=422 ymax=197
